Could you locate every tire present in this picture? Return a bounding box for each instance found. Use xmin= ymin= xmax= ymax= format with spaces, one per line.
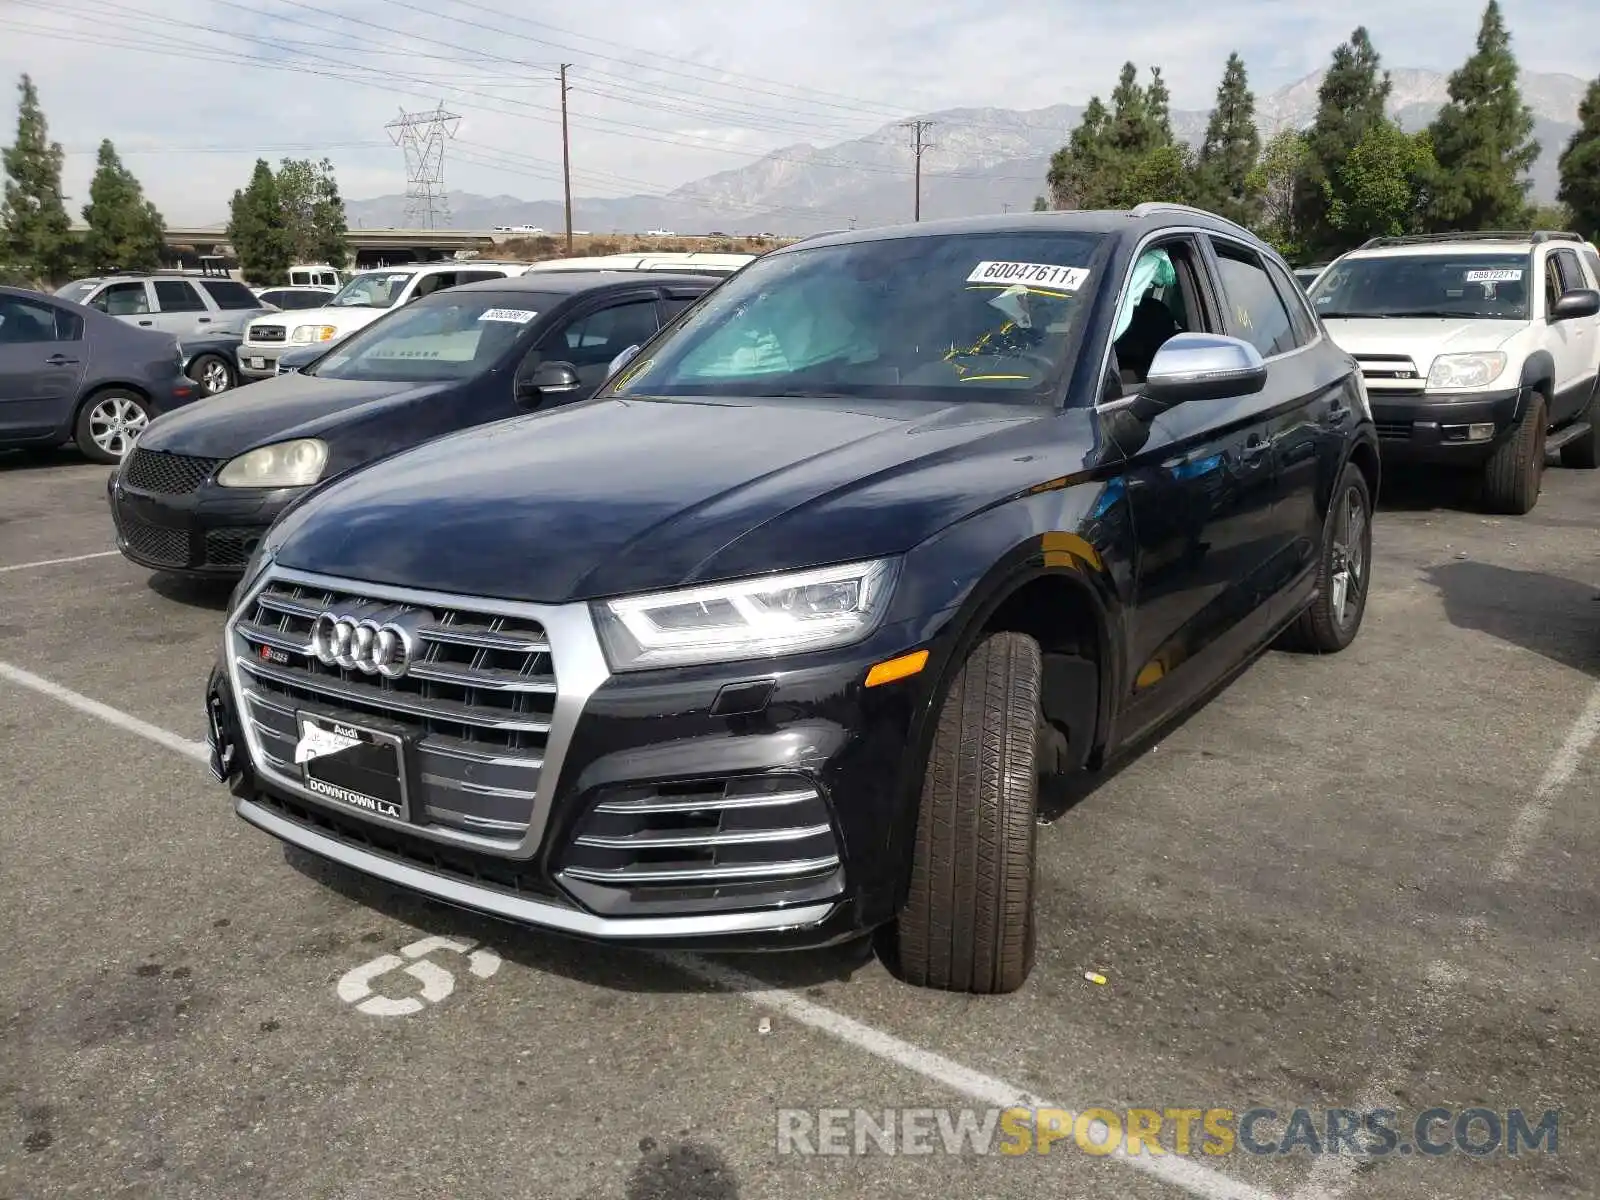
xmin=1559 ymin=388 xmax=1597 ymax=469
xmin=1280 ymin=462 xmax=1373 ymax=654
xmin=1481 ymin=391 xmax=1546 ymax=514
xmin=883 ymin=631 xmax=1041 ymax=995
xmin=188 ymin=352 xmax=235 ymax=396
xmin=73 ymin=389 xmax=151 ymax=464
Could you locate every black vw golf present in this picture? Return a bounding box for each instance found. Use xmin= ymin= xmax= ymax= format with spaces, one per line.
xmin=206 ymin=207 xmax=1379 ymax=995
xmin=108 ymin=272 xmax=715 ymax=578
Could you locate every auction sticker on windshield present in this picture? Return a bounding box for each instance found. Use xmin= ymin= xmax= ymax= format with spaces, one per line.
xmin=478 ymin=308 xmax=538 ymax=323
xmin=967 ymin=261 xmax=1091 ymax=290
xmin=1465 ymin=269 xmax=1522 ymax=282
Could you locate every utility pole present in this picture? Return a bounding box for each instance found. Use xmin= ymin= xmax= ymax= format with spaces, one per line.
xmin=901 ymin=119 xmax=935 ymax=222
xmin=559 ymin=64 xmax=574 ymax=252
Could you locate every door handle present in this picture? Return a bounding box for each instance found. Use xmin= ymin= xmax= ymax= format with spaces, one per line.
xmin=45 ymin=353 xmax=79 ymax=366
xmin=197 ymin=317 xmax=211 ymax=323
xmin=138 ymin=319 xmax=153 ymax=326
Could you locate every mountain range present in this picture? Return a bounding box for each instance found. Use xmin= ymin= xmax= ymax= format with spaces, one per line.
xmin=342 ymin=67 xmax=1591 ymax=236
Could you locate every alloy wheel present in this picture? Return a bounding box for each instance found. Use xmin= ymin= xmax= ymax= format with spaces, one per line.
xmin=89 ymin=396 xmax=149 ymax=459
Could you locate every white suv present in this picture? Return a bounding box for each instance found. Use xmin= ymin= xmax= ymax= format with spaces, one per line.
xmin=237 ymin=261 xmax=530 ymax=379
xmin=1309 ymin=231 xmax=1600 ymax=513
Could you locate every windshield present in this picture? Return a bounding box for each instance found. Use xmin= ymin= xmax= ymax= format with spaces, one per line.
xmin=1310 ymin=253 xmax=1532 ymax=320
xmin=306 ymin=290 xmax=556 ymax=383
xmin=607 ymin=231 xmax=1108 ymax=403
xmin=327 ymin=270 xmax=415 ymax=309
xmin=54 ymin=280 xmax=100 ymax=304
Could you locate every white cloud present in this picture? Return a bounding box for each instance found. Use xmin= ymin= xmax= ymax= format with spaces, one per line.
xmin=2 ymin=0 xmax=1594 ymax=223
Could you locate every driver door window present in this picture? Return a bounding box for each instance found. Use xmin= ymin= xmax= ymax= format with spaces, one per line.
xmin=555 ymin=299 xmax=661 ymax=374
xmin=93 ymin=282 xmax=152 ymax=317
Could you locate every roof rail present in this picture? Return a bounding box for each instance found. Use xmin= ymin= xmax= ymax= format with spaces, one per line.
xmin=1357 ymin=230 xmax=1583 ymax=249
xmin=1128 ymin=202 xmax=1255 ymax=240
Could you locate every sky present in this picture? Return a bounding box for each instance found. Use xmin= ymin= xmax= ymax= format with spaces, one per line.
xmin=3 ymin=0 xmax=1597 ymax=226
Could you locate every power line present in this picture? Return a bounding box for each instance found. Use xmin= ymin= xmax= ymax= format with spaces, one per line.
xmin=902 ymin=120 xmax=936 ymax=222
xmin=386 ymin=105 xmax=460 ymax=228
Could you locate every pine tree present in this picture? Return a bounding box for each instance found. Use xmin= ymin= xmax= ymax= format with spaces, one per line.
xmin=0 ymin=74 xmax=74 ymax=284
xmin=1047 ymin=97 xmax=1114 ymax=208
xmin=1425 ymin=0 xmax=1539 ymax=230
xmin=1145 ymin=67 xmax=1174 ymax=145
xmin=226 ymin=159 xmax=292 ymax=285
xmin=1108 ymin=63 xmax=1154 ymax=158
xmin=1557 ymin=76 xmax=1600 ymax=238
xmin=81 ymin=140 xmax=164 ymax=273
xmin=1196 ymin=52 xmax=1263 ymax=227
xmin=1294 ymin=28 xmax=1393 ymax=258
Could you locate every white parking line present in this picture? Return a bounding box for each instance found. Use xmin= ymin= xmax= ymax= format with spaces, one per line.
xmin=0 ymin=659 xmax=209 ymax=763
xmin=1492 ymin=682 xmax=1600 ymax=883
xmin=0 ymin=658 xmax=1280 ymax=1200
xmin=0 ymin=549 xmax=120 ymax=574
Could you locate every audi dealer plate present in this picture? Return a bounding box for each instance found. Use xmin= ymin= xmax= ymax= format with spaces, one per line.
xmin=294 ymin=713 xmax=410 ymax=822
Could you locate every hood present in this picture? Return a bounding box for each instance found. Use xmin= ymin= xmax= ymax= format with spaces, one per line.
xmin=267 ymin=395 xmax=1077 ymax=603
xmin=246 ymin=305 xmax=384 ymax=339
xmin=1322 ymin=317 xmax=1527 ymax=367
xmin=139 ymin=371 xmax=449 ymax=458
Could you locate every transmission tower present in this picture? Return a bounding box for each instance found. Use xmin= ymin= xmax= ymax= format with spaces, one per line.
xmin=385 ymin=104 xmax=461 ymax=229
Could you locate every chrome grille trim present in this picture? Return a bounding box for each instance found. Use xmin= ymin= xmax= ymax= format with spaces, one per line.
xmin=561 ymin=856 xmax=841 ymax=884
xmin=224 ymin=563 xmax=611 ymax=860
xmin=573 ymin=823 xmax=833 ymax=850
xmin=592 ymin=787 xmax=816 ymax=815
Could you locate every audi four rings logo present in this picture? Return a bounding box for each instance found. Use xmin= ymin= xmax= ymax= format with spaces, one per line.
xmin=310 ymin=606 xmax=431 ymax=677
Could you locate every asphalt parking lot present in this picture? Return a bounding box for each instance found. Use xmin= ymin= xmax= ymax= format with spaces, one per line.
xmin=1 ymin=448 xmax=1596 ymax=1200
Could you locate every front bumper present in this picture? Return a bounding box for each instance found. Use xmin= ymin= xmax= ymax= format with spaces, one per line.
xmin=205 ymin=565 xmax=937 ymax=949
xmin=1369 ymin=386 xmax=1524 ymax=463
xmin=107 ymin=470 xmax=301 ymax=578
xmin=237 ymin=345 xmax=288 ymax=379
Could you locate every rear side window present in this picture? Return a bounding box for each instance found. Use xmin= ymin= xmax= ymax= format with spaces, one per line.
xmin=1264 ymin=258 xmax=1318 ymax=346
xmin=1211 ymin=241 xmax=1298 ymax=358
xmin=200 ymin=280 xmax=264 ymax=309
xmin=154 ymin=280 xmax=206 ymax=312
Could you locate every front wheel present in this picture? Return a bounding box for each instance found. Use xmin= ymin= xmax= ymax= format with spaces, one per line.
xmin=880 ymin=631 xmax=1041 ymax=995
xmin=74 ymin=390 xmax=151 ymax=464
xmin=1481 ymin=392 xmax=1546 ymax=513
xmin=1280 ymin=462 xmax=1372 ymax=653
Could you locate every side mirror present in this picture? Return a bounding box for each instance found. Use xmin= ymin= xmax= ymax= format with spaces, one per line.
xmin=607 ymin=344 xmax=641 ymax=377
xmin=1551 ymin=288 xmax=1600 ymax=321
xmin=1138 ymin=332 xmax=1267 ymax=413
xmin=516 ymin=360 xmax=582 ymax=406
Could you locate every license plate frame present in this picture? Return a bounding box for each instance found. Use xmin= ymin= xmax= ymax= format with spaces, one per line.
xmin=295 ymin=711 xmax=412 ymax=824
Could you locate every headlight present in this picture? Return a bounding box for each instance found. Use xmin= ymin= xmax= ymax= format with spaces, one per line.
xmin=292 ymin=325 xmax=338 ymax=344
xmin=593 ymin=557 xmax=899 ymax=671
xmin=215 ymin=438 xmax=328 ymax=488
xmin=1427 ymin=352 xmax=1507 ymax=390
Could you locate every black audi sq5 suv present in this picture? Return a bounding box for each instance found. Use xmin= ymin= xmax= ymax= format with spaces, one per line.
xmin=205 ymin=206 xmax=1378 ymax=994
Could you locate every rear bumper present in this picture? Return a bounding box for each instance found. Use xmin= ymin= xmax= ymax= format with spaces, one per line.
xmin=1370 ymin=386 xmax=1523 ymax=463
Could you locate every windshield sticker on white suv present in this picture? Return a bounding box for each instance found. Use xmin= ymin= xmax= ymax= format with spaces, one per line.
xmin=478 ymin=308 xmax=538 ymax=324
xmin=1465 ymin=268 xmax=1522 ymax=282
xmin=967 ymin=261 xmax=1091 ymax=290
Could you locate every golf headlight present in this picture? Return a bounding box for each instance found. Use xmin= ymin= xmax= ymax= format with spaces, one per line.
xmin=593 ymin=558 xmax=899 ymax=671
xmin=215 ymin=438 xmax=328 ymax=488
xmin=292 ymin=324 xmax=338 ymax=343
xmin=1427 ymin=352 xmax=1507 ymax=390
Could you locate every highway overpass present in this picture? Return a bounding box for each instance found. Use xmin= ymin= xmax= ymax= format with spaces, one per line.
xmin=69 ymin=224 xmax=501 ymax=268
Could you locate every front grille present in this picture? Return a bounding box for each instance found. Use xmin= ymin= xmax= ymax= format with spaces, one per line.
xmin=1354 ymin=353 xmax=1420 ymax=380
xmin=122 ymin=448 xmax=222 ymax=495
xmin=232 ymin=579 xmax=556 ymax=841
xmin=1375 ymin=420 xmax=1414 ymax=440
xmin=558 ymin=775 xmax=843 ymax=899
xmin=114 ymin=510 xmax=192 ymax=567
xmin=204 ymin=527 xmax=261 ymax=568
xmin=251 ymin=325 xmax=286 ymax=343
